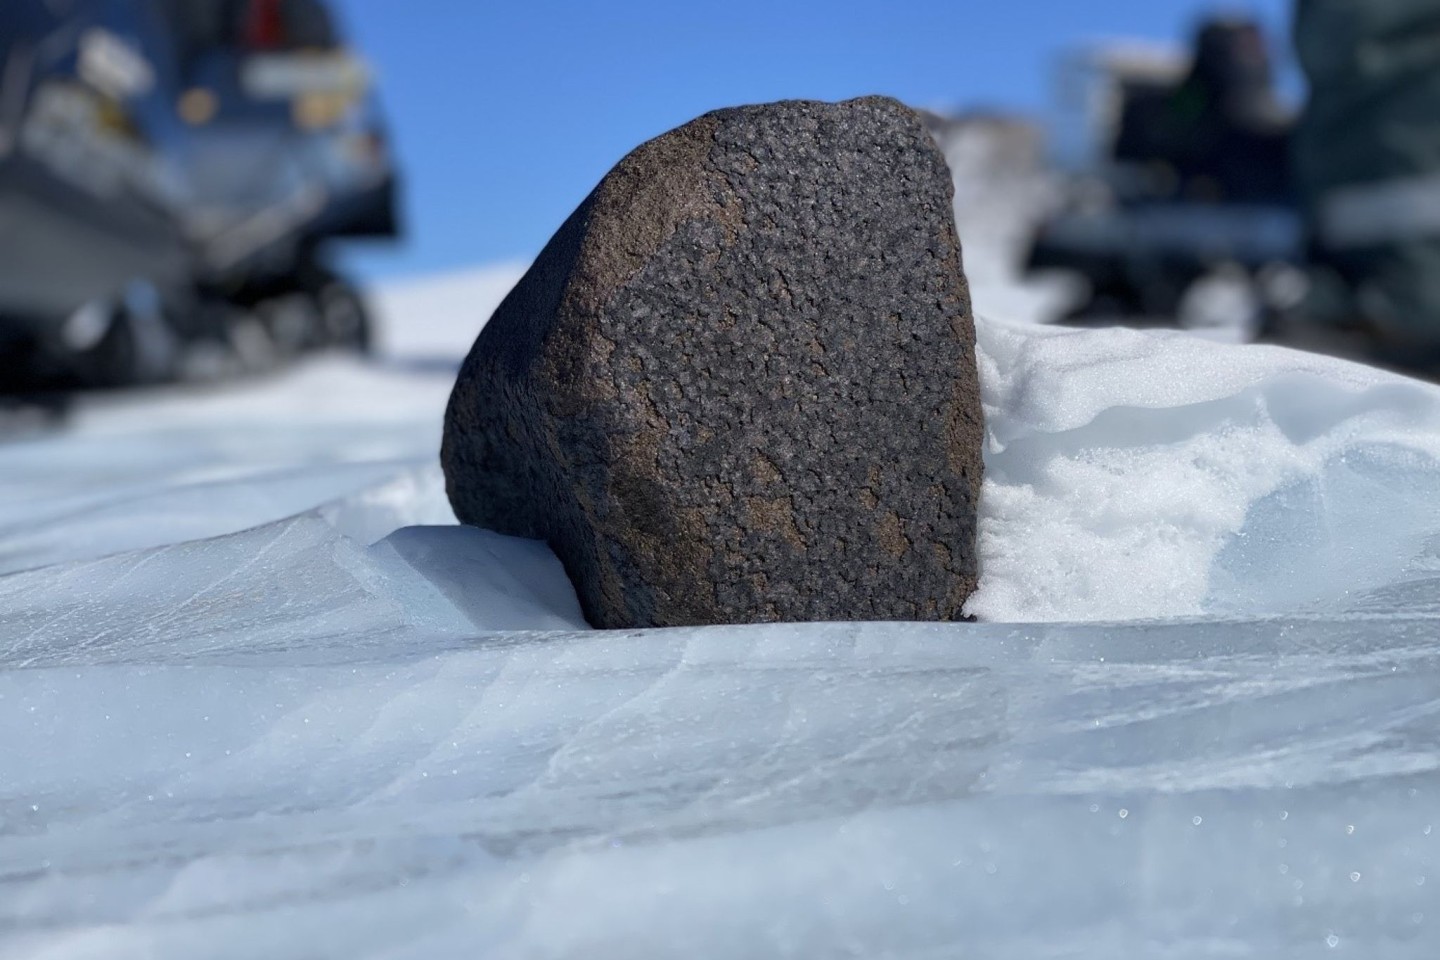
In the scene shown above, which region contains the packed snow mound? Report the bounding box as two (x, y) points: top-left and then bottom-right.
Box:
(969, 318), (1440, 621)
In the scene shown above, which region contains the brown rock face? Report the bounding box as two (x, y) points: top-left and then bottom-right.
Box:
(442, 96), (984, 629)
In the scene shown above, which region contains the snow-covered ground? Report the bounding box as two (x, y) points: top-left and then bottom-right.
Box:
(5, 256), (1440, 957)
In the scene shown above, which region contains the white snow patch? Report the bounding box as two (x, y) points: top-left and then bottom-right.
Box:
(368, 261), (530, 359)
(968, 318), (1440, 621)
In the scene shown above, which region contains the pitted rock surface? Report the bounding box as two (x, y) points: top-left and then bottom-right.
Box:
(443, 96), (984, 629)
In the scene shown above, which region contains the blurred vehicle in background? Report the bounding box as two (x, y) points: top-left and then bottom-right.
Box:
(1286, 0), (1440, 371)
(1025, 17), (1306, 337)
(0, 0), (399, 391)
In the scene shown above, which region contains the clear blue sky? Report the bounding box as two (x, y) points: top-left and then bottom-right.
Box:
(335, 0), (1293, 280)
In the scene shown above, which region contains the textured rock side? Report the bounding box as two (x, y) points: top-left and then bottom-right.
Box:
(443, 96), (983, 628)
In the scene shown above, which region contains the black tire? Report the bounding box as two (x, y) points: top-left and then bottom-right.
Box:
(316, 278), (372, 353)
(258, 293), (321, 359)
(213, 258), (371, 363)
(66, 300), (179, 390)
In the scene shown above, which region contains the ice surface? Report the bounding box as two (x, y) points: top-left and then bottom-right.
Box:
(0, 363), (458, 575)
(0, 264), (530, 574)
(4, 577), (1439, 957)
(5, 259), (1440, 957)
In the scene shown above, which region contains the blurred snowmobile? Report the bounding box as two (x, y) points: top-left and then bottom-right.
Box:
(1026, 18), (1306, 336)
(0, 0), (399, 391)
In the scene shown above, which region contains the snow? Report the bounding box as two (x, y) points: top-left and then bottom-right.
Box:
(5, 255), (1440, 955)
(971, 318), (1440, 622)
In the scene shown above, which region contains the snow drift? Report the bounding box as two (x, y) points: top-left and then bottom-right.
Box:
(3, 262), (1440, 957)
(973, 317), (1440, 622)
